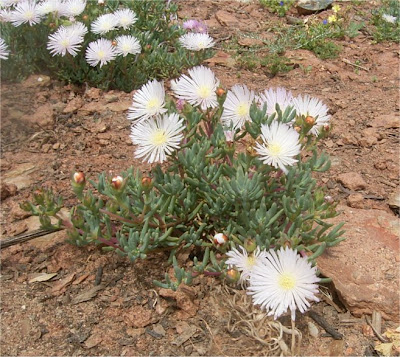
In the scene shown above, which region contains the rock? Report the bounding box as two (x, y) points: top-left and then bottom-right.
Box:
(358, 135), (377, 147)
(159, 285), (199, 319)
(369, 114), (400, 129)
(123, 306), (156, 328)
(85, 87), (102, 100)
(347, 193), (364, 208)
(63, 97), (84, 114)
(317, 205), (400, 321)
(2, 163), (38, 190)
(105, 100), (131, 112)
(337, 172), (367, 191)
(388, 187), (400, 215)
(205, 50), (236, 68)
(215, 10), (240, 27)
(1, 182), (18, 200)
(297, 0), (333, 15)
(29, 103), (54, 129)
(23, 75), (51, 88)
(79, 101), (100, 115)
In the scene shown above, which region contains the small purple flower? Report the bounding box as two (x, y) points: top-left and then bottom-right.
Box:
(323, 19), (328, 25)
(183, 19), (199, 30)
(176, 99), (185, 111)
(279, 1), (284, 6)
(194, 21), (207, 34)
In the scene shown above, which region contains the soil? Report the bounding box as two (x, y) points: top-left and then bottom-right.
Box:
(1, 1), (399, 356)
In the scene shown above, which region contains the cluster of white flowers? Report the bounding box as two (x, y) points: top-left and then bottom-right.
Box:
(226, 245), (320, 321)
(179, 18), (215, 51)
(0, 0), (141, 66)
(127, 66), (331, 172)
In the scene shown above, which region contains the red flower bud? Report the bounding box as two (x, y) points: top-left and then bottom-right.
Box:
(112, 40), (117, 46)
(226, 268), (240, 284)
(216, 88), (225, 97)
(214, 233), (228, 246)
(305, 116), (315, 126)
(73, 172), (85, 185)
(111, 176), (124, 190)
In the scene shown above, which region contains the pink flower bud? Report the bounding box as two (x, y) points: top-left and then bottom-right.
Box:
(226, 268), (240, 284)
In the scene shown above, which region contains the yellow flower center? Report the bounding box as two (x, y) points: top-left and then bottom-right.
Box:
(197, 85), (211, 99)
(236, 103), (249, 117)
(246, 255), (256, 268)
(151, 130), (167, 146)
(146, 98), (159, 110)
(122, 43), (130, 51)
(25, 10), (34, 20)
(268, 142), (282, 156)
(97, 50), (105, 59)
(278, 272), (296, 290)
(61, 39), (70, 47)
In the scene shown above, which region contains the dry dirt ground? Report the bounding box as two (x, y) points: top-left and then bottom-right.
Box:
(1, 1), (399, 356)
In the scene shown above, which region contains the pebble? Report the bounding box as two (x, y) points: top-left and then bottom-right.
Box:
(337, 172), (367, 191)
(347, 193), (364, 208)
(307, 321), (319, 337)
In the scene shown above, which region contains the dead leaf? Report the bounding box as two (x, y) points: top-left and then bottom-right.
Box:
(171, 325), (197, 346)
(29, 273), (57, 283)
(83, 334), (103, 349)
(72, 273), (90, 285)
(71, 284), (104, 305)
(51, 273), (76, 295)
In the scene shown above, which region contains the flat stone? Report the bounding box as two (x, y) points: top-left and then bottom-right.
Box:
(337, 172), (367, 191)
(369, 114), (400, 129)
(105, 100), (131, 112)
(347, 193), (364, 208)
(215, 10), (240, 27)
(2, 163), (38, 190)
(317, 205), (400, 321)
(238, 37), (264, 47)
(63, 97), (84, 114)
(78, 101), (100, 115)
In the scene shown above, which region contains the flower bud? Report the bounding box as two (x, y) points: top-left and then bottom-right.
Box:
(49, 22), (56, 28)
(216, 88), (225, 97)
(112, 40), (117, 46)
(111, 175), (124, 190)
(323, 124), (330, 132)
(82, 14), (88, 21)
(214, 233), (228, 246)
(141, 176), (153, 192)
(324, 195), (334, 203)
(244, 238), (257, 253)
(305, 116), (315, 126)
(73, 172), (85, 185)
(294, 126), (301, 133)
(226, 268), (240, 284)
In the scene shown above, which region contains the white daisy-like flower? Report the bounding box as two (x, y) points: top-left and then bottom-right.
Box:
(178, 32), (215, 51)
(47, 24), (84, 57)
(62, 0), (86, 17)
(130, 113), (185, 164)
(221, 84), (255, 130)
(0, 8), (12, 21)
(85, 38), (116, 67)
(114, 8), (137, 29)
(127, 80), (167, 124)
(226, 246), (268, 283)
(91, 13), (118, 35)
(259, 87), (294, 117)
(172, 66), (220, 111)
(248, 246), (320, 321)
(37, 0), (63, 16)
(69, 21), (87, 37)
(114, 35), (141, 57)
(10, 0), (41, 26)
(255, 121), (301, 174)
(292, 94), (330, 136)
(0, 37), (10, 59)
(382, 14), (397, 24)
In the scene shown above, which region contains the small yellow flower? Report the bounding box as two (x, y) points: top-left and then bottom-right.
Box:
(332, 4), (340, 13)
(328, 15), (337, 23)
